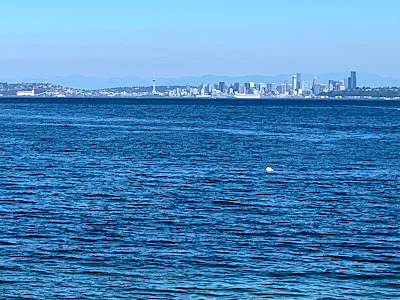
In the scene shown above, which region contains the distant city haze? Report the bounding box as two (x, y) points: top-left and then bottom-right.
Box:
(0, 0), (399, 88)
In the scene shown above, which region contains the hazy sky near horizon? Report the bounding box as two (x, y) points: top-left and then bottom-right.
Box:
(0, 0), (399, 79)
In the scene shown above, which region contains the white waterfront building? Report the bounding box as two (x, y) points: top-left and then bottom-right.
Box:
(17, 90), (35, 96)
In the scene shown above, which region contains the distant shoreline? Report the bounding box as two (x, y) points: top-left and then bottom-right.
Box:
(1, 96), (399, 101)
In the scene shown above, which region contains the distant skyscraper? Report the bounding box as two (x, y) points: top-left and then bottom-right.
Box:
(312, 76), (318, 87)
(281, 83), (286, 94)
(302, 81), (309, 92)
(284, 80), (290, 93)
(292, 75), (297, 93)
(350, 71), (357, 89)
(233, 82), (240, 93)
(296, 73), (302, 90)
(313, 84), (320, 95)
(328, 80), (334, 92)
(312, 76), (319, 95)
(244, 82), (250, 94)
(207, 84), (213, 94)
(339, 80), (346, 91)
(219, 82), (227, 93)
(259, 83), (267, 93)
(348, 71), (357, 90)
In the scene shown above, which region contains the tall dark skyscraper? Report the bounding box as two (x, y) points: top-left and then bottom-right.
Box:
(244, 82), (250, 93)
(233, 82), (240, 93)
(219, 82), (226, 93)
(351, 71), (357, 89)
(348, 71), (357, 89)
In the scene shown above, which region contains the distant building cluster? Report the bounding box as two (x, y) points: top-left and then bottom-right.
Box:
(158, 72), (358, 98)
(0, 71), (379, 99)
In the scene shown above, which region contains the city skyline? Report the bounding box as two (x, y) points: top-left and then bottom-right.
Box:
(10, 71), (400, 99)
(2, 70), (399, 91)
(0, 1), (399, 80)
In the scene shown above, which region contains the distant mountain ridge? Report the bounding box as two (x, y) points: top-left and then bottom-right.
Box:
(1, 73), (400, 90)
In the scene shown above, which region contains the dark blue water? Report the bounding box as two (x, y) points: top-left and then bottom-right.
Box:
(0, 99), (399, 299)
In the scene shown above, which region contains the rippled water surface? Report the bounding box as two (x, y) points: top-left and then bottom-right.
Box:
(0, 99), (400, 299)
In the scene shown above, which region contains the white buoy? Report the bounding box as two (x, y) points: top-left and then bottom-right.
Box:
(266, 167), (274, 173)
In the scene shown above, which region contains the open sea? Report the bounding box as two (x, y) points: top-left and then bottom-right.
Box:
(0, 98), (399, 299)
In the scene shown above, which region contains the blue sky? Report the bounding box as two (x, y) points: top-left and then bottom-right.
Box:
(0, 0), (399, 80)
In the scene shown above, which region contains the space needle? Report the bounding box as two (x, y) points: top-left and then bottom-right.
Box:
(152, 79), (156, 94)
